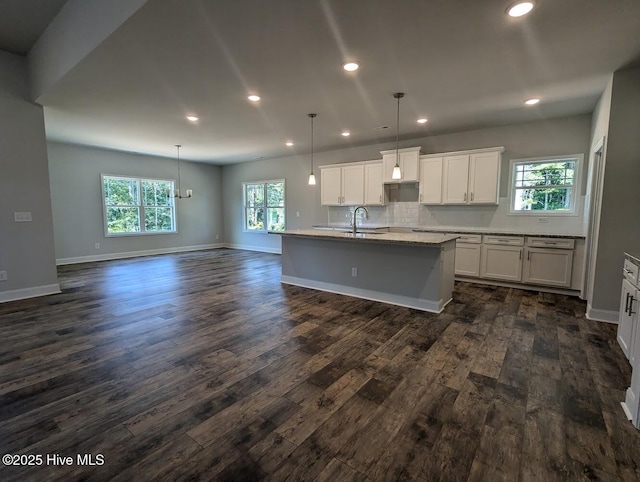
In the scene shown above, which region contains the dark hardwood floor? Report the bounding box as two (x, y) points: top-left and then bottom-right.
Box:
(1, 248), (639, 481)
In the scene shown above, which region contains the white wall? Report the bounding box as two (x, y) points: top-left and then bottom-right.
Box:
(0, 51), (59, 301)
(48, 142), (224, 263)
(222, 114), (592, 251)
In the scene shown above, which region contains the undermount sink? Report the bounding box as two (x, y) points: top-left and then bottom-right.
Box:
(342, 232), (383, 238)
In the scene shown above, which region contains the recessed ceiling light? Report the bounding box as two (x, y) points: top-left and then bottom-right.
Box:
(343, 62), (359, 72)
(524, 98), (540, 105)
(507, 1), (534, 17)
(248, 95), (261, 102)
(417, 118), (428, 124)
(341, 131), (351, 137)
(186, 115), (199, 122)
(285, 141), (294, 147)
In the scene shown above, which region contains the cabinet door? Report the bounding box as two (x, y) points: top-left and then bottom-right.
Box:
(364, 163), (384, 205)
(618, 278), (636, 360)
(341, 165), (364, 205)
(320, 167), (342, 206)
(523, 247), (573, 287)
(480, 245), (523, 281)
(442, 155), (470, 204)
(455, 243), (481, 277)
(419, 157), (443, 204)
(468, 151), (500, 204)
(400, 151), (419, 182)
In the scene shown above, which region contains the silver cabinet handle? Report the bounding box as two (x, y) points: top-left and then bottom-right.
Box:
(380, 194), (382, 203)
(419, 194), (423, 202)
(527, 250), (530, 261)
(519, 250), (521, 260)
(471, 192), (474, 202)
(464, 192), (467, 202)
(624, 268), (634, 275)
(626, 293), (632, 314)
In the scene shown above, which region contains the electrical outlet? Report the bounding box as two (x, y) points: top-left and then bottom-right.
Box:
(0, 271), (7, 281)
(95, 243), (100, 249)
(296, 211), (300, 218)
(14, 212), (32, 222)
(216, 234), (219, 240)
(538, 217), (549, 223)
(351, 267), (358, 277)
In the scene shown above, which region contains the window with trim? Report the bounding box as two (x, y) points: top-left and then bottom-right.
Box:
(510, 156), (580, 214)
(243, 180), (285, 232)
(102, 175), (176, 235)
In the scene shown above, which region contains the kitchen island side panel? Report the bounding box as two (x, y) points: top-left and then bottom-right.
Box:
(281, 235), (455, 312)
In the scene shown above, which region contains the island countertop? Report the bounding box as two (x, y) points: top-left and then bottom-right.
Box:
(281, 229), (458, 246)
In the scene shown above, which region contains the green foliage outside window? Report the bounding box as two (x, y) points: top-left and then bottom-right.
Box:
(244, 180), (285, 232)
(103, 176), (176, 235)
(513, 160), (576, 212)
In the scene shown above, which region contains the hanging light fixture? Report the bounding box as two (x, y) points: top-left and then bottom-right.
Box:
(168, 144), (193, 199)
(308, 113), (317, 185)
(392, 92), (405, 180)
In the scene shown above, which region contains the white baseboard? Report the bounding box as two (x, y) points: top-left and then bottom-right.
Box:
(225, 243), (282, 254)
(0, 283), (61, 303)
(586, 303), (619, 324)
(281, 275), (447, 313)
(56, 243), (225, 265)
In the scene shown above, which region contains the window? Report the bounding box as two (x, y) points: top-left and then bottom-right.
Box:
(243, 180), (285, 232)
(510, 156), (581, 214)
(102, 175), (176, 235)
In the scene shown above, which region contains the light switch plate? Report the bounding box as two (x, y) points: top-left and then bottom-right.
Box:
(0, 271), (7, 281)
(14, 212), (32, 222)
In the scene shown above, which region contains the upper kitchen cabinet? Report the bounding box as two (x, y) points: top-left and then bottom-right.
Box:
(419, 156), (443, 204)
(320, 163), (367, 206)
(381, 147), (421, 183)
(442, 147), (503, 205)
(364, 162), (385, 205)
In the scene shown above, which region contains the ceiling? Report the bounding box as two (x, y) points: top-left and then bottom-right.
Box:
(3, 0), (640, 164)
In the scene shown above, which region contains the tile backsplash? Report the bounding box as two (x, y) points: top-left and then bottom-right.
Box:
(328, 188), (586, 236)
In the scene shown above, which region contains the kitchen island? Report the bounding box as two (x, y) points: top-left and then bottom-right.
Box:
(280, 229), (458, 313)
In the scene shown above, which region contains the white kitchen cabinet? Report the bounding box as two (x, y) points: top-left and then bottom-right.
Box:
(480, 235), (524, 282)
(442, 149), (502, 205)
(620, 255), (640, 429)
(321, 167), (342, 206)
(364, 162), (385, 205)
(442, 154), (469, 204)
(419, 157), (443, 204)
(320, 164), (364, 206)
(468, 150), (500, 204)
(381, 147), (421, 183)
(619, 278), (637, 360)
(342, 164), (365, 205)
(523, 247), (574, 288)
(450, 234), (481, 277)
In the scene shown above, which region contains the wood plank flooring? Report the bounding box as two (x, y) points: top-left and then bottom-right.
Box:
(1, 248), (639, 481)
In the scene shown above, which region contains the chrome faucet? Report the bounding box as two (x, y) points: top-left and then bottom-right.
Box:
(352, 205), (369, 235)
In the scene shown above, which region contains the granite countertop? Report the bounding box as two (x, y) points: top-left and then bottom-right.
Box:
(311, 224), (585, 238)
(625, 252), (640, 265)
(282, 229), (459, 246)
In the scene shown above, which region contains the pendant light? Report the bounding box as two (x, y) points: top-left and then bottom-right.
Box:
(308, 113), (317, 185)
(392, 92), (405, 180)
(169, 144), (192, 199)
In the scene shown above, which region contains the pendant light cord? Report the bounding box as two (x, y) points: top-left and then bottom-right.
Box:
(175, 144), (182, 194)
(394, 93), (404, 167)
(308, 113), (316, 174)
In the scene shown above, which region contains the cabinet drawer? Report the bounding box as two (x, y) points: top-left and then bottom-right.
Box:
(454, 234), (482, 244)
(527, 237), (575, 249)
(483, 235), (524, 246)
(623, 258), (639, 285)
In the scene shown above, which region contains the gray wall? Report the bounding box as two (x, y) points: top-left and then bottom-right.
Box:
(48, 142), (223, 261)
(0, 51), (59, 297)
(591, 66), (640, 313)
(222, 114), (592, 251)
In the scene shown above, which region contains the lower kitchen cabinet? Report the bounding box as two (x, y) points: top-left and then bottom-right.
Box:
(480, 244), (523, 282)
(619, 278), (637, 360)
(455, 243), (481, 277)
(522, 247), (573, 287)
